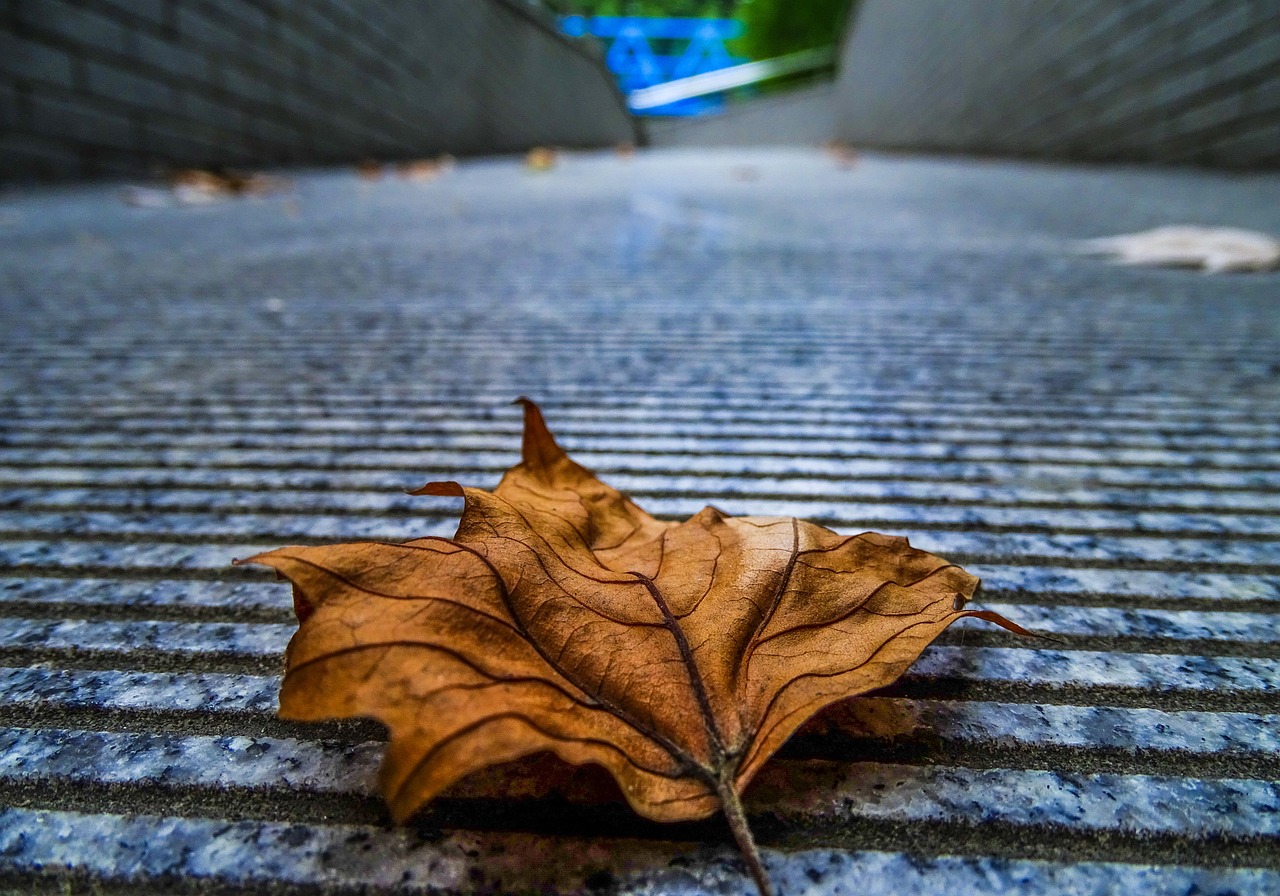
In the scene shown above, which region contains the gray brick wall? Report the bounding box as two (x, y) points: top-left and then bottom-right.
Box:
(834, 0), (1280, 168)
(0, 0), (636, 181)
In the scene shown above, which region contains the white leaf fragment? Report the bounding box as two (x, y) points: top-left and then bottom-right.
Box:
(1082, 226), (1280, 273)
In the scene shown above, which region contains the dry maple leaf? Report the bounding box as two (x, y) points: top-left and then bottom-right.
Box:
(240, 400), (1029, 895)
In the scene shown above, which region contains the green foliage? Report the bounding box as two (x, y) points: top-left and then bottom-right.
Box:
(735, 0), (855, 58)
(550, 0), (857, 61)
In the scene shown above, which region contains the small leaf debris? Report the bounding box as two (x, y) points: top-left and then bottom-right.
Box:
(1083, 225), (1280, 273)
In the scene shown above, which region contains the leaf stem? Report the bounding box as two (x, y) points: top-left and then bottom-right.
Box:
(715, 778), (775, 896)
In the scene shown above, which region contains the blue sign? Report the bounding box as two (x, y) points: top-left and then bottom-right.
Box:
(561, 16), (748, 116)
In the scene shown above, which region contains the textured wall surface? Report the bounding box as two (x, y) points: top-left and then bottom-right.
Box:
(835, 0), (1280, 167)
(0, 0), (635, 181)
(0, 147), (1278, 892)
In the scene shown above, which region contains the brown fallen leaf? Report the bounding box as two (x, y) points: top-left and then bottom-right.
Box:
(397, 155), (456, 182)
(356, 159), (384, 181)
(525, 146), (558, 171)
(240, 400), (1028, 895)
(172, 171), (233, 205)
(823, 139), (860, 169)
(166, 168), (288, 205)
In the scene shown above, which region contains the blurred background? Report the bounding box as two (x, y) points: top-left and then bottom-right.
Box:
(2, 0), (1277, 179)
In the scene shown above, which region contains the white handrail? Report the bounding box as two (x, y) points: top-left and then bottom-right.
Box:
(627, 46), (836, 110)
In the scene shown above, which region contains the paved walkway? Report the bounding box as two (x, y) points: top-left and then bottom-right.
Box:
(0, 148), (1278, 894)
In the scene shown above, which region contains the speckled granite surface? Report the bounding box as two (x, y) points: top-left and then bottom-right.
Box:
(0, 148), (1277, 893)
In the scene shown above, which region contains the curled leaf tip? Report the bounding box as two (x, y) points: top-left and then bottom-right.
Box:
(517, 397), (567, 470)
(231, 549), (275, 567)
(960, 609), (1043, 639)
(409, 480), (465, 497)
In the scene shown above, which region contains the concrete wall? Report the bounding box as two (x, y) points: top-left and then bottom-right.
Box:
(835, 0), (1280, 168)
(0, 0), (637, 181)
